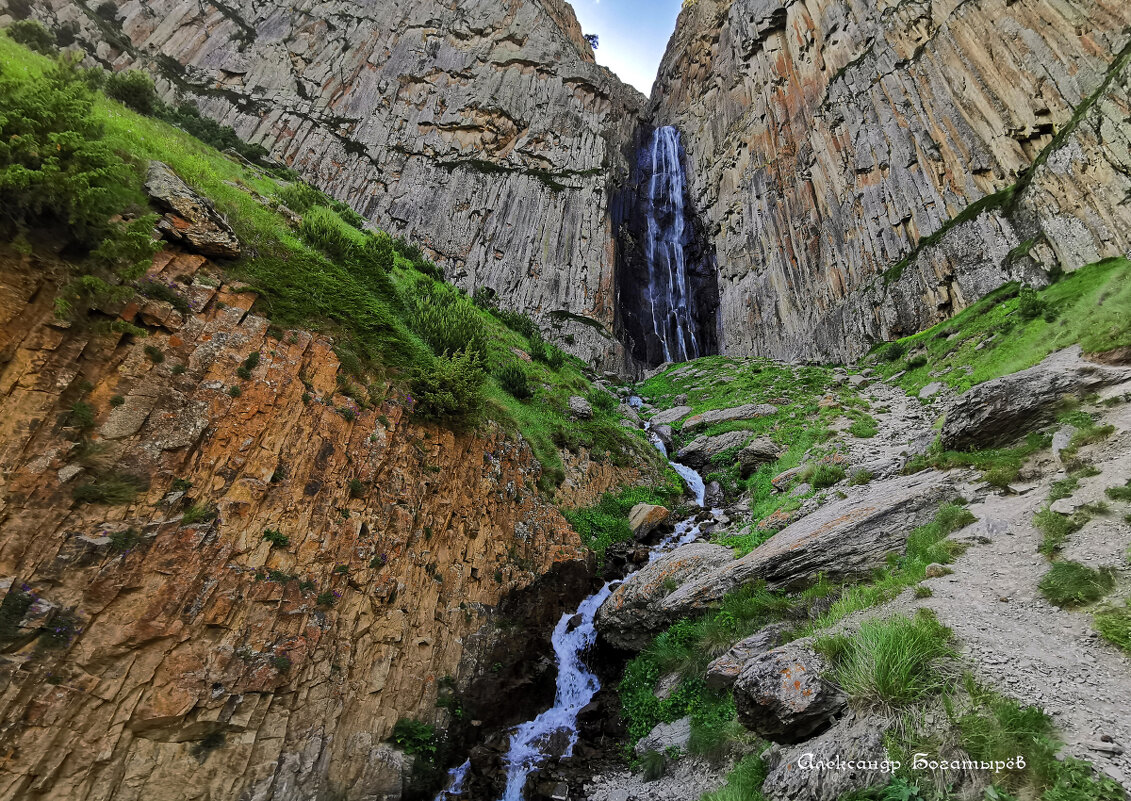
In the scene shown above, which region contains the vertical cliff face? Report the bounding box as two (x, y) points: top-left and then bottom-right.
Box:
(22, 0), (646, 369)
(0, 248), (613, 801)
(650, 0), (1131, 361)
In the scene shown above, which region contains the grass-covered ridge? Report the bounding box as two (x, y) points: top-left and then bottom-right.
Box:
(0, 32), (657, 494)
(867, 258), (1131, 396)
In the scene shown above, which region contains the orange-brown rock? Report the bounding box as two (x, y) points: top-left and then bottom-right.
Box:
(0, 249), (598, 801)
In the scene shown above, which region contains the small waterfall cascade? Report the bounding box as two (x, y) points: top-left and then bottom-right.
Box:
(433, 422), (709, 801)
(643, 126), (700, 364)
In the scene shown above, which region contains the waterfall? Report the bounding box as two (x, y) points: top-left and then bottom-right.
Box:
(644, 126), (700, 363)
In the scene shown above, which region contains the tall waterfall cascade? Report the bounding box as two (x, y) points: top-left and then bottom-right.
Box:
(643, 126), (701, 363)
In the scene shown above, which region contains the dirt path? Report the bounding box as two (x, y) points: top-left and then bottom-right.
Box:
(886, 401), (1131, 786)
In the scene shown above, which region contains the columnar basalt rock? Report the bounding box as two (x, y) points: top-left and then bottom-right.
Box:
(0, 249), (593, 801)
(19, 0), (647, 369)
(650, 0), (1131, 361)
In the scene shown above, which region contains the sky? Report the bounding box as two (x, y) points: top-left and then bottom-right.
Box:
(568, 0), (685, 95)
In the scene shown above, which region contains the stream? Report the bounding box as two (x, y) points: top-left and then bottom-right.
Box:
(435, 414), (708, 800)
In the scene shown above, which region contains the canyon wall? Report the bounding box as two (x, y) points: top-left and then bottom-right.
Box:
(0, 248), (634, 801)
(16, 0), (646, 369)
(651, 0), (1131, 362)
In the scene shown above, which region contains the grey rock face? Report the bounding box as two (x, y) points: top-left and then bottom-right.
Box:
(596, 543), (733, 652)
(733, 643), (845, 743)
(36, 0), (644, 368)
(762, 714), (889, 800)
(676, 429), (751, 469)
(145, 162), (241, 257)
(681, 403), (778, 434)
(940, 347), (1131, 450)
(651, 0), (1131, 363)
(614, 471), (956, 641)
(706, 623), (791, 690)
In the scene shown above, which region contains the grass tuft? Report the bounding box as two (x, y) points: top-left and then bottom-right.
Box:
(1038, 562), (1114, 608)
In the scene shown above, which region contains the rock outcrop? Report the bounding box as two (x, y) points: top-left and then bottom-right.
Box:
(145, 161), (241, 258)
(650, 0), (1131, 361)
(601, 471), (956, 645)
(940, 346), (1131, 450)
(23, 0), (645, 369)
(0, 249), (596, 801)
(732, 643), (845, 743)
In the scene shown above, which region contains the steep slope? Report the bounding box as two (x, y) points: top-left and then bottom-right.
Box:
(651, 0), (1131, 362)
(18, 0), (645, 368)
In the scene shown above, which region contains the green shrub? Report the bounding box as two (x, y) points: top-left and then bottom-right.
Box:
(906, 354), (928, 369)
(276, 182), (329, 214)
(159, 102), (270, 165)
(144, 344), (164, 363)
(496, 362), (532, 399)
(409, 350), (485, 423)
(1094, 602), (1131, 654)
(409, 284), (487, 361)
(700, 754), (769, 801)
(814, 610), (955, 709)
(228, 385), (242, 397)
(799, 462), (845, 489)
(391, 719), (436, 757)
(109, 394), (125, 406)
(1017, 286), (1047, 321)
(105, 69), (158, 115)
(181, 503), (218, 525)
(108, 527), (141, 552)
(271, 655), (292, 673)
(298, 204), (358, 262)
(587, 386), (618, 415)
(6, 20), (55, 55)
(348, 478), (364, 499)
(263, 528), (289, 547)
(1038, 562), (1114, 608)
(69, 400), (96, 430)
(848, 469), (874, 486)
(72, 471), (145, 505)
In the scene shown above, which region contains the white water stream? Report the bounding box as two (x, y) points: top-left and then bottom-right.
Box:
(428, 422), (708, 800)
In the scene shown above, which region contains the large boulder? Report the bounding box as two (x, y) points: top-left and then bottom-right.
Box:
(568, 395), (593, 419)
(616, 471), (956, 640)
(145, 162), (241, 258)
(940, 346), (1131, 450)
(676, 430), (751, 469)
(738, 438), (783, 477)
(682, 403), (778, 434)
(650, 405), (694, 426)
(762, 713), (888, 800)
(628, 503), (670, 540)
(733, 642), (845, 743)
(706, 623), (792, 690)
(596, 543), (733, 651)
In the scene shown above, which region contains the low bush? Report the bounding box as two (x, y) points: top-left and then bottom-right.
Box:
(799, 462), (845, 489)
(1038, 562), (1114, 608)
(104, 69), (158, 115)
(262, 528), (289, 547)
(496, 362), (532, 399)
(181, 503), (218, 525)
(72, 471), (145, 505)
(409, 350), (485, 423)
(814, 610), (955, 709)
(6, 20), (55, 54)
(391, 719), (437, 757)
(409, 283), (487, 361)
(1017, 286), (1047, 321)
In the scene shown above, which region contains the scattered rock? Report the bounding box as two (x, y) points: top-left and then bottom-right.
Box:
(676, 430), (751, 469)
(847, 374), (870, 388)
(634, 717), (692, 757)
(939, 347), (1131, 450)
(706, 623), (791, 690)
(628, 504), (671, 540)
(762, 714), (889, 801)
(568, 396), (594, 420)
(771, 466), (803, 491)
(145, 162), (241, 257)
(1050, 498), (1078, 515)
(919, 381), (945, 400)
(738, 438), (783, 477)
(733, 642), (845, 743)
(1052, 426), (1077, 464)
(649, 405), (693, 426)
(682, 403), (778, 434)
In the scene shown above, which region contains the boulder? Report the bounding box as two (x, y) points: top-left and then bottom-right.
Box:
(682, 403), (778, 434)
(918, 381), (945, 400)
(706, 623), (791, 690)
(628, 504), (671, 540)
(847, 374), (870, 388)
(676, 430), (751, 469)
(762, 714), (889, 800)
(651, 424), (674, 451)
(650, 405), (693, 426)
(770, 466), (803, 491)
(940, 347), (1131, 450)
(733, 642), (845, 743)
(145, 162), (241, 257)
(633, 717), (692, 756)
(596, 543), (733, 651)
(619, 404), (642, 425)
(567, 396), (593, 420)
(615, 471), (957, 639)
(703, 481), (725, 507)
(738, 438), (782, 477)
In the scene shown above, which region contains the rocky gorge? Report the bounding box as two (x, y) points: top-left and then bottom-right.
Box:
(0, 0), (1129, 800)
